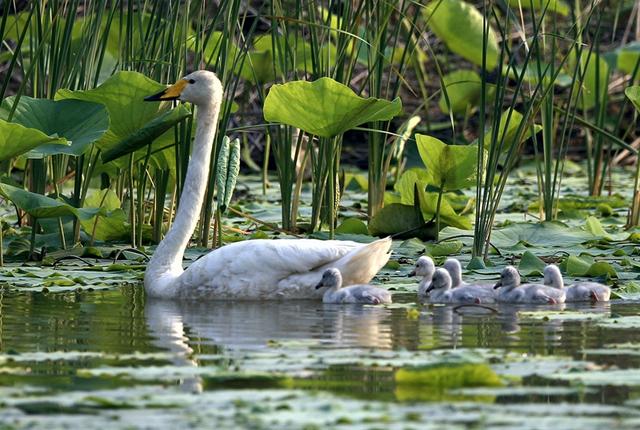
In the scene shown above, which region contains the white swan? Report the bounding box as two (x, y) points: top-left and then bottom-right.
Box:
(409, 255), (435, 297)
(315, 268), (392, 304)
(143, 70), (392, 300)
(426, 268), (495, 304)
(543, 264), (611, 302)
(494, 266), (566, 304)
(443, 258), (494, 291)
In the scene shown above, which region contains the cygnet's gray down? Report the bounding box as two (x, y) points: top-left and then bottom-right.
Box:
(543, 264), (610, 302)
(426, 268), (495, 304)
(443, 258), (494, 291)
(315, 268), (392, 305)
(494, 266), (566, 304)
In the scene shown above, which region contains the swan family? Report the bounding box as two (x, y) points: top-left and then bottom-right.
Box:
(143, 71), (392, 301)
(411, 257), (610, 305)
(142, 70), (611, 306)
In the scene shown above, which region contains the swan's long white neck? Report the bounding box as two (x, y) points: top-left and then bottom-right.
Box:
(145, 100), (221, 296)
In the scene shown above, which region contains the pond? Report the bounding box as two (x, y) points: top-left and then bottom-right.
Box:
(1, 286), (640, 429)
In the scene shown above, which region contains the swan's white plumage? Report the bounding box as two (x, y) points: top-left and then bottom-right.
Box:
(143, 71), (391, 300)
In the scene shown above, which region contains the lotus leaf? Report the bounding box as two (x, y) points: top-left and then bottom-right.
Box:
(507, 0), (569, 16)
(424, 0), (500, 69)
(0, 121), (65, 163)
(625, 86), (640, 112)
(518, 251), (546, 276)
(438, 70), (482, 115)
(56, 71), (191, 165)
(263, 77), (402, 138)
(415, 134), (477, 191)
(0, 183), (101, 221)
(0, 96), (109, 158)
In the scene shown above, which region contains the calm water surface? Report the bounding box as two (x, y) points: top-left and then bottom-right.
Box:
(1, 287), (640, 428)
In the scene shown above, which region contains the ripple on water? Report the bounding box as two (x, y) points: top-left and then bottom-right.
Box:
(1, 287), (640, 428)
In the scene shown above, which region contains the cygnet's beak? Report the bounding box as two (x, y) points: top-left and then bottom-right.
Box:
(408, 269), (416, 277)
(425, 283), (435, 293)
(144, 79), (188, 101)
(493, 280), (503, 289)
(315, 281), (325, 290)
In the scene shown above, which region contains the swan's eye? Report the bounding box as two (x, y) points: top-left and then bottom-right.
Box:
(188, 79), (196, 84)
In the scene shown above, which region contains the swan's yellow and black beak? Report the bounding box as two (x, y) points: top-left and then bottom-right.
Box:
(144, 79), (188, 101)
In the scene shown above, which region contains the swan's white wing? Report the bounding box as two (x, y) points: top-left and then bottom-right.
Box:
(170, 238), (390, 300)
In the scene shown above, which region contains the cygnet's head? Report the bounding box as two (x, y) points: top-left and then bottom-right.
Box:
(543, 264), (563, 289)
(145, 70), (223, 107)
(409, 256), (435, 278)
(443, 258), (463, 286)
(315, 268), (342, 290)
(426, 268), (452, 293)
(494, 266), (521, 290)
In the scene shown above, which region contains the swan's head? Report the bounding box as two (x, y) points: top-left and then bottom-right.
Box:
(315, 268), (342, 290)
(409, 256), (435, 278)
(426, 268), (452, 293)
(145, 70), (223, 107)
(494, 266), (520, 290)
(443, 258), (463, 286)
(543, 264), (563, 289)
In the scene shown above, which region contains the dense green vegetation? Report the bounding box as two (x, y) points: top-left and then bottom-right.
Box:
(0, 0), (638, 263)
(2, 1), (640, 427)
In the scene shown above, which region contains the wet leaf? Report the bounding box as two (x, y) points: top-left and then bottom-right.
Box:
(438, 70), (482, 114)
(518, 251), (546, 276)
(424, 0), (500, 69)
(415, 134), (477, 191)
(0, 96), (109, 157)
(263, 77), (402, 138)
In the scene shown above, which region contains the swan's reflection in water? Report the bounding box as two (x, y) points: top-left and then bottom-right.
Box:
(145, 298), (612, 391)
(146, 300), (393, 351)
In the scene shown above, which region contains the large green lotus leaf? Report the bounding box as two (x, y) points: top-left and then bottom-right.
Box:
(0, 183), (101, 221)
(438, 70), (482, 115)
(616, 42), (640, 74)
(368, 203), (435, 240)
(424, 0), (500, 69)
(507, 0), (569, 16)
(479, 109), (542, 153)
(564, 255), (617, 278)
(568, 51), (609, 111)
(518, 251), (546, 276)
(264, 77), (402, 138)
(0, 96), (109, 158)
(80, 190), (129, 241)
(490, 221), (595, 249)
(625, 86), (640, 112)
(394, 168), (472, 229)
(0, 121), (66, 162)
(56, 71), (191, 163)
(416, 134), (477, 191)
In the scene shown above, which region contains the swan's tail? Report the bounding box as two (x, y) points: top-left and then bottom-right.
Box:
(330, 237), (392, 286)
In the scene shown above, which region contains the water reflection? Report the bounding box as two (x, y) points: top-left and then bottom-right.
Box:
(144, 299), (394, 352)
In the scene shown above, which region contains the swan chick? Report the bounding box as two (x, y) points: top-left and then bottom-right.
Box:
(426, 268), (492, 304)
(443, 257), (494, 291)
(409, 256), (435, 297)
(544, 264), (610, 302)
(495, 266), (565, 304)
(316, 268), (392, 305)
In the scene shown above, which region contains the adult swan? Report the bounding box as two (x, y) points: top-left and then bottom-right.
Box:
(143, 70), (391, 300)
